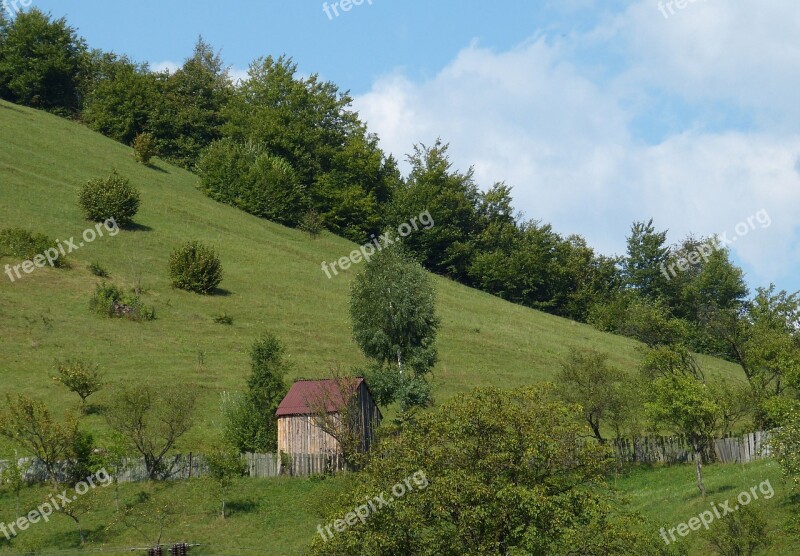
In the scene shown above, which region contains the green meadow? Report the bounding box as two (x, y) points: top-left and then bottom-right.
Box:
(0, 460), (795, 555)
(0, 99), (745, 447)
(0, 100), (773, 554)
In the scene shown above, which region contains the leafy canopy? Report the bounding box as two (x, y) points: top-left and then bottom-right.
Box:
(309, 385), (670, 555)
(350, 245), (439, 409)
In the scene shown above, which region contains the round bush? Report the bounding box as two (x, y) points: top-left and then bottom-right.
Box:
(168, 241), (223, 294)
(79, 171), (140, 226)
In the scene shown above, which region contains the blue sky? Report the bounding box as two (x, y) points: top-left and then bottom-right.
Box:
(24, 0), (800, 294)
(27, 0), (610, 93)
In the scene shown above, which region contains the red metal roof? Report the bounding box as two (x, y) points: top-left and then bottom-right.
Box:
(275, 378), (365, 417)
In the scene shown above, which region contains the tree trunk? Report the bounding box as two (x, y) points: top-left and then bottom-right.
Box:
(67, 513), (85, 545)
(589, 417), (606, 444)
(694, 445), (706, 497)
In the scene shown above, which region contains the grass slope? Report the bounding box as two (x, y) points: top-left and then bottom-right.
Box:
(0, 99), (743, 450)
(1, 460), (794, 555)
(619, 459), (800, 554)
(0, 474), (350, 555)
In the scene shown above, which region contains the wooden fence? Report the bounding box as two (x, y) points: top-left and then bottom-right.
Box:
(0, 432), (771, 485)
(611, 430), (772, 465)
(0, 452), (347, 485)
(713, 430), (771, 464)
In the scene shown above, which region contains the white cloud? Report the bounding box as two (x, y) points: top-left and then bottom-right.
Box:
(620, 0), (800, 129)
(228, 67), (250, 85)
(150, 60), (180, 74)
(150, 60), (249, 84)
(354, 1), (800, 289)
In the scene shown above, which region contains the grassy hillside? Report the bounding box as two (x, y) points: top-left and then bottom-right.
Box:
(0, 474), (350, 555)
(1, 460), (794, 555)
(619, 459), (800, 554)
(0, 99), (744, 450)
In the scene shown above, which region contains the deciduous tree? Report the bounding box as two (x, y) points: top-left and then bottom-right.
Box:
(642, 348), (720, 497)
(106, 385), (196, 480)
(53, 359), (104, 410)
(350, 245), (439, 409)
(309, 385), (670, 555)
(555, 349), (628, 444)
(306, 369), (366, 467)
(0, 394), (78, 485)
(206, 442), (246, 519)
(0, 9), (86, 113)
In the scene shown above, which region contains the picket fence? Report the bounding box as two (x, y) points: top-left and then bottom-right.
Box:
(0, 452), (347, 485)
(611, 430), (771, 465)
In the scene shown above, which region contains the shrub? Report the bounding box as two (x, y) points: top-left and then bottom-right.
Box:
(213, 313), (234, 325)
(127, 298), (155, 322)
(168, 241), (223, 294)
(704, 505), (770, 555)
(89, 282), (155, 321)
(79, 171), (141, 227)
(589, 293), (687, 348)
(89, 282), (121, 316)
(220, 393), (263, 454)
(88, 261), (109, 277)
(0, 228), (66, 268)
(132, 132), (157, 165)
(245, 153), (306, 225)
(66, 430), (98, 486)
(299, 209), (324, 238)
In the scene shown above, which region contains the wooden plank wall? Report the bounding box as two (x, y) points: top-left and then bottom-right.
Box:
(278, 414), (340, 455)
(277, 382), (383, 455)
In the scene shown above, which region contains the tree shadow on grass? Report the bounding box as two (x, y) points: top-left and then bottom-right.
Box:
(211, 287), (234, 297)
(124, 222), (153, 232)
(226, 499), (260, 516)
(84, 403), (104, 416)
(41, 524), (114, 552)
(144, 162), (169, 174)
(708, 483), (739, 496)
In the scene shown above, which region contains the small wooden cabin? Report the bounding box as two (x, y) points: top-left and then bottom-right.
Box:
(275, 378), (382, 456)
